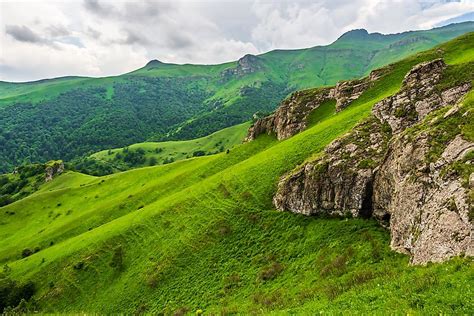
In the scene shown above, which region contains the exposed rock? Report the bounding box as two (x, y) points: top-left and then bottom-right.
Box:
(389, 36), (431, 48)
(373, 134), (473, 264)
(372, 59), (471, 133)
(333, 78), (370, 112)
(272, 58), (473, 264)
(246, 87), (333, 141)
(246, 68), (386, 141)
(274, 117), (391, 218)
(221, 54), (263, 79)
(45, 160), (65, 182)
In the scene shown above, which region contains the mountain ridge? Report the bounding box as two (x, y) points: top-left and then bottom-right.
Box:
(1, 21), (472, 85)
(0, 22), (473, 173)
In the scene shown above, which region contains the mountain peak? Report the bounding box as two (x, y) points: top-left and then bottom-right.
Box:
(145, 59), (164, 67)
(337, 28), (370, 40)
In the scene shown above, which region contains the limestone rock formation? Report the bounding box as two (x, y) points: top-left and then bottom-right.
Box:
(270, 58), (473, 264)
(333, 78), (371, 112)
(246, 68), (386, 141)
(373, 133), (473, 264)
(273, 116), (391, 218)
(372, 59), (471, 133)
(246, 87), (333, 141)
(221, 54), (263, 79)
(45, 160), (65, 182)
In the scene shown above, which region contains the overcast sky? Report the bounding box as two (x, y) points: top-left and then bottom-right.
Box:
(0, 0), (473, 82)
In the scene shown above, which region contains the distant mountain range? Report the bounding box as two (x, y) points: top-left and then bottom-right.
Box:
(0, 21), (473, 172)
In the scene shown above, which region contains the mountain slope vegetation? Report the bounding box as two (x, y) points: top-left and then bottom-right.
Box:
(80, 122), (250, 174)
(0, 22), (473, 173)
(0, 33), (473, 314)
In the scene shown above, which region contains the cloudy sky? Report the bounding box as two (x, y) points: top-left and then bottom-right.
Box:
(0, 0), (473, 82)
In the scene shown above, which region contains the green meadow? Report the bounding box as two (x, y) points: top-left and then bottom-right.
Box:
(88, 122), (250, 172)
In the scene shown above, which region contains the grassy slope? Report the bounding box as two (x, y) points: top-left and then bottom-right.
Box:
(90, 122), (250, 169)
(0, 34), (473, 314)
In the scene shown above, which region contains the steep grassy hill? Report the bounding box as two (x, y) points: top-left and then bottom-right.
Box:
(0, 33), (472, 314)
(1, 22), (473, 173)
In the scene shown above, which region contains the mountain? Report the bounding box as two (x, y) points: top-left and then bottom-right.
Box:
(0, 32), (472, 313)
(0, 22), (473, 173)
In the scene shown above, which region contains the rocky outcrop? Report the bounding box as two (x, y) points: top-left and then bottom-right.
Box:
(373, 134), (473, 264)
(246, 68), (386, 141)
(333, 78), (370, 112)
(45, 160), (65, 182)
(272, 58), (473, 264)
(221, 54), (263, 79)
(274, 116), (391, 218)
(246, 87), (333, 141)
(372, 59), (471, 133)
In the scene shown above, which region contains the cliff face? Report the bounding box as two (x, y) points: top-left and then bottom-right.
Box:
(269, 59), (473, 264)
(246, 87), (333, 141)
(372, 59), (471, 133)
(273, 116), (391, 218)
(245, 68), (386, 141)
(373, 132), (473, 264)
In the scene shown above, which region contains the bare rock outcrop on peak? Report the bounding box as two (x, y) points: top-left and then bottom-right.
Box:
(221, 54), (263, 80)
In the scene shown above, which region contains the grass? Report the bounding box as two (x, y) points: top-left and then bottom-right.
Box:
(90, 122), (250, 170)
(0, 33), (473, 314)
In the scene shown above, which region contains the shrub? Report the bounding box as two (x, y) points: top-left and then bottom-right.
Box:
(253, 290), (284, 307)
(259, 262), (283, 281)
(73, 261), (85, 270)
(149, 157), (158, 166)
(173, 306), (189, 316)
(21, 248), (33, 258)
(110, 246), (124, 270)
(223, 273), (241, 292)
(192, 150), (206, 157)
(323, 282), (344, 300)
(320, 247), (354, 277)
(0, 277), (36, 312)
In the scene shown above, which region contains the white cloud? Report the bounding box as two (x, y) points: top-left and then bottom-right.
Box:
(0, 0), (472, 81)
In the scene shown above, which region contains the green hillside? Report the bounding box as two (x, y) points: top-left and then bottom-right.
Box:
(1, 22), (473, 173)
(78, 122), (250, 174)
(0, 33), (472, 314)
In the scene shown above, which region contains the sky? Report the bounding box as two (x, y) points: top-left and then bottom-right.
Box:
(0, 0), (473, 82)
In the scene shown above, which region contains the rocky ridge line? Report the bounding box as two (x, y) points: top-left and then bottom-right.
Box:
(245, 68), (386, 141)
